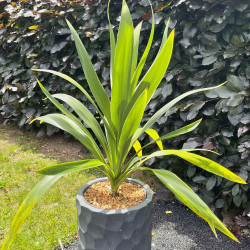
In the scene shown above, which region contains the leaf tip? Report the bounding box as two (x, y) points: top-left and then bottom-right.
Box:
(240, 180), (247, 185)
(37, 168), (46, 175)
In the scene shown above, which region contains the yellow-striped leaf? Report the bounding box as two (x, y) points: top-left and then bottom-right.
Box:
(141, 119), (202, 150)
(145, 128), (163, 150)
(138, 150), (246, 184)
(142, 168), (239, 242)
(133, 140), (142, 157)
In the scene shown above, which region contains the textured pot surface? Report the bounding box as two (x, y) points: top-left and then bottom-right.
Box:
(76, 177), (153, 250)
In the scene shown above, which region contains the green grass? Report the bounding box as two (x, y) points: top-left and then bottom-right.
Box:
(0, 139), (96, 250)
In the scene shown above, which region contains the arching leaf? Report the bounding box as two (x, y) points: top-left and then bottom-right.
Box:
(1, 159), (102, 250)
(53, 93), (110, 160)
(145, 128), (163, 150)
(33, 113), (105, 163)
(131, 83), (226, 147)
(141, 168), (238, 242)
(137, 150), (246, 184)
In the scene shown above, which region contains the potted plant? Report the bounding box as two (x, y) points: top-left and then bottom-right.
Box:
(2, 0), (246, 249)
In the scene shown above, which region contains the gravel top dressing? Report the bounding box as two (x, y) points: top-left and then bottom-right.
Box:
(58, 201), (250, 250)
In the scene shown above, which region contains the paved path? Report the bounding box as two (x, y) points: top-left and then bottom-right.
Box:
(59, 201), (250, 250)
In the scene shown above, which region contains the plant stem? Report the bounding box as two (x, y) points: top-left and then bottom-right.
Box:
(109, 179), (120, 195)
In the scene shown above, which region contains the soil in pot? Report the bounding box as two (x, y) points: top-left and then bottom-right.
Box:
(83, 180), (145, 209)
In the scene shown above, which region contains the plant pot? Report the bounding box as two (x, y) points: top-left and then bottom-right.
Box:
(76, 177), (154, 250)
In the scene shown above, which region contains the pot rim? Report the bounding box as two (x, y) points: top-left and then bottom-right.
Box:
(76, 177), (153, 214)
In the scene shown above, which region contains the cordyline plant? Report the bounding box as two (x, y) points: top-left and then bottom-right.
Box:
(2, 0), (246, 249)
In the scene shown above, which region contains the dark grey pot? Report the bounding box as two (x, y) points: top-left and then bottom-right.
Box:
(76, 177), (153, 250)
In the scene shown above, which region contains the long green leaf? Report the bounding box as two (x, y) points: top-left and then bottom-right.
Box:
(33, 114), (105, 163)
(53, 93), (110, 160)
(117, 88), (148, 170)
(131, 21), (142, 80)
(32, 69), (115, 143)
(131, 83), (226, 146)
(125, 156), (145, 172)
(142, 168), (239, 242)
(37, 159), (105, 175)
(41, 159), (113, 179)
(66, 20), (111, 121)
(111, 0), (134, 133)
(32, 69), (99, 113)
(130, 3), (155, 93)
(35, 79), (98, 142)
(137, 150), (246, 184)
(159, 118), (202, 141)
(107, 0), (116, 88)
(182, 148), (220, 155)
(158, 18), (170, 54)
(134, 29), (175, 103)
(1, 159), (101, 250)
(129, 118), (202, 162)
(104, 2), (119, 172)
(142, 119), (202, 150)
(1, 175), (61, 250)
(124, 28), (174, 125)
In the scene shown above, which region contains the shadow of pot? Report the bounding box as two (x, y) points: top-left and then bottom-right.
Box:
(76, 177), (154, 250)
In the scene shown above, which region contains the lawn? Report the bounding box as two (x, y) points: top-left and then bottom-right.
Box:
(0, 130), (96, 249)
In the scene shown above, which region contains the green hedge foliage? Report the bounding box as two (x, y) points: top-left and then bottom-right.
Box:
(0, 0), (249, 213)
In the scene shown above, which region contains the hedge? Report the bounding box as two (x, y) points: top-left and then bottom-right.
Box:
(0, 0), (249, 214)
